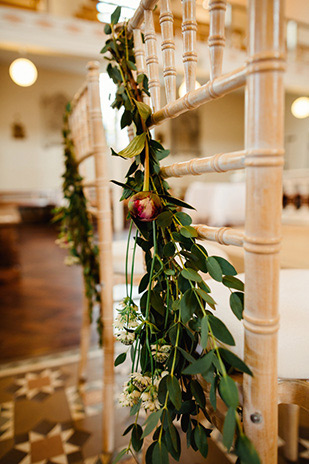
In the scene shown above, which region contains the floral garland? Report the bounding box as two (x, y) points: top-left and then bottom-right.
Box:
(53, 104), (102, 343)
(103, 7), (259, 464)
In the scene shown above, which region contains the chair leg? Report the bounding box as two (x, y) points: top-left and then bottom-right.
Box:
(280, 404), (300, 462)
(78, 295), (91, 384)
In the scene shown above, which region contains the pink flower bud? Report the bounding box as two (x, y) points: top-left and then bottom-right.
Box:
(128, 191), (163, 222)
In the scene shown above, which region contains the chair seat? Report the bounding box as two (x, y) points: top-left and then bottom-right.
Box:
(210, 269), (309, 379)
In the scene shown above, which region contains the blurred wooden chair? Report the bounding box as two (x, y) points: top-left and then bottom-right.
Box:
(69, 61), (115, 460)
(127, 0), (309, 462)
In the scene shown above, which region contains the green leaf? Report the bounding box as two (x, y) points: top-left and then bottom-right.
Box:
(182, 350), (214, 375)
(195, 288), (216, 306)
(156, 210), (173, 228)
(159, 194), (195, 210)
(208, 314), (235, 346)
(132, 424), (143, 452)
(207, 257), (223, 282)
(130, 399), (141, 416)
(112, 448), (127, 464)
(142, 410), (162, 438)
(219, 375), (239, 408)
(180, 226), (198, 238)
(181, 268), (202, 283)
(190, 379), (206, 408)
(167, 375), (182, 410)
(114, 352), (126, 367)
(175, 211), (192, 226)
(235, 435), (260, 464)
(223, 275), (245, 291)
(177, 346), (195, 363)
(152, 441), (169, 464)
(230, 292), (244, 320)
(212, 256), (237, 276)
(194, 425), (208, 458)
(223, 407), (236, 451)
(118, 133), (146, 159)
(219, 348), (253, 376)
(122, 423), (134, 436)
(120, 110), (133, 129)
(180, 289), (199, 323)
(111, 6), (121, 24)
(163, 242), (175, 257)
(104, 24), (112, 34)
(127, 60), (137, 70)
(200, 316), (209, 349)
(135, 100), (152, 121)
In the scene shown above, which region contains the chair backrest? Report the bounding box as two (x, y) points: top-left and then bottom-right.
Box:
(69, 61), (115, 456)
(127, 1), (285, 463)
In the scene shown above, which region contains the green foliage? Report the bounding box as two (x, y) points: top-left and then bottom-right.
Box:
(102, 7), (258, 464)
(53, 107), (101, 342)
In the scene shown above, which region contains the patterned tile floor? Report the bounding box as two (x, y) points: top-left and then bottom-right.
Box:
(0, 348), (308, 464)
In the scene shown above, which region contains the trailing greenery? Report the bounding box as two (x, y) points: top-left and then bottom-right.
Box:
(103, 7), (260, 464)
(53, 104), (102, 343)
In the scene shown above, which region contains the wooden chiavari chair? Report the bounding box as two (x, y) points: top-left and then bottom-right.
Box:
(125, 1), (309, 463)
(69, 61), (115, 460)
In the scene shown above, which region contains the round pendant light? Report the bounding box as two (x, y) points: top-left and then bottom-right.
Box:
(9, 58), (38, 87)
(291, 97), (309, 119)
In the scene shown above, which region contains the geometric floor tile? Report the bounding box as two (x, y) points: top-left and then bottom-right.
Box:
(0, 401), (14, 441)
(0, 419), (90, 464)
(66, 381), (102, 421)
(299, 437), (309, 459)
(10, 370), (64, 402)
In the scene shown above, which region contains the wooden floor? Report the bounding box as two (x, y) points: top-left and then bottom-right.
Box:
(0, 224), (98, 363)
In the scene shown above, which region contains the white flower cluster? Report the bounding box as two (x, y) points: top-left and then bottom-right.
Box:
(119, 371), (168, 412)
(55, 235), (74, 249)
(114, 298), (140, 346)
(151, 344), (171, 363)
(64, 255), (80, 266)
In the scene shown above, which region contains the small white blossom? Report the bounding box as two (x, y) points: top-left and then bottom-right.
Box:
(64, 255), (80, 266)
(151, 344), (171, 363)
(116, 331), (135, 345)
(131, 372), (151, 390)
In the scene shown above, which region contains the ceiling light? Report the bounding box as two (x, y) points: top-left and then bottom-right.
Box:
(9, 58), (38, 87)
(291, 97), (309, 119)
(179, 80), (201, 98)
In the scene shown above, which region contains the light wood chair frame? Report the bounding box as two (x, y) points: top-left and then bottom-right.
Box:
(125, 1), (308, 463)
(69, 62), (115, 459)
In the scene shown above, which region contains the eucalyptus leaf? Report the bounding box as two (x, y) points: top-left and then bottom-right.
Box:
(167, 375), (182, 410)
(152, 441), (169, 464)
(195, 288), (216, 306)
(182, 350), (214, 375)
(156, 210), (173, 228)
(235, 435), (261, 464)
(114, 352), (126, 367)
(219, 348), (253, 376)
(180, 226), (198, 238)
(219, 375), (239, 408)
(208, 314), (235, 346)
(223, 407), (236, 451)
(113, 448), (127, 463)
(175, 211), (192, 226)
(194, 425), (208, 458)
(142, 409), (162, 438)
(181, 268), (202, 283)
(190, 379), (206, 408)
(111, 5), (121, 24)
(230, 292), (244, 320)
(207, 256), (223, 282)
(223, 275), (245, 291)
(180, 289), (199, 323)
(200, 315), (209, 349)
(213, 256), (237, 276)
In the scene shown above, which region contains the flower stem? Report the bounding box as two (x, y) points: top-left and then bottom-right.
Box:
(125, 220), (133, 297)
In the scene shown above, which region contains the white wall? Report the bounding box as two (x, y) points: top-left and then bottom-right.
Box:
(0, 63), (83, 192)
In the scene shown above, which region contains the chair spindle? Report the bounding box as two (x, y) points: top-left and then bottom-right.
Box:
(182, 0), (198, 93)
(160, 0), (177, 103)
(144, 9), (161, 112)
(133, 29), (151, 106)
(208, 0), (227, 80)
